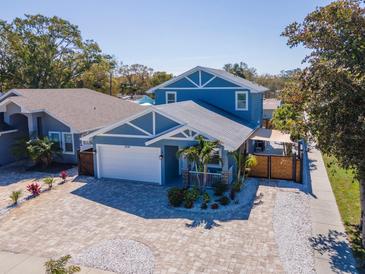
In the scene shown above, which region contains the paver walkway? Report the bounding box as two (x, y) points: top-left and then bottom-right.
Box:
(308, 147), (358, 274)
(0, 176), (284, 273)
(0, 251), (113, 274)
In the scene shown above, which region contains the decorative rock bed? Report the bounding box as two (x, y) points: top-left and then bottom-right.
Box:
(72, 239), (155, 274)
(273, 190), (315, 274)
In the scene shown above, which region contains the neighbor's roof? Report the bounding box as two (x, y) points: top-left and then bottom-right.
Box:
(146, 66), (269, 94)
(1, 89), (147, 133)
(263, 98), (281, 110)
(250, 128), (293, 143)
(155, 100), (255, 151)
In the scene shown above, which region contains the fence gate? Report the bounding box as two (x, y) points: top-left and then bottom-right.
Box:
(249, 154), (302, 183)
(78, 149), (94, 176)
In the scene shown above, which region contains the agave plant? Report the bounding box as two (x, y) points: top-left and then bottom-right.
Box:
(44, 255), (80, 274)
(9, 190), (22, 205)
(43, 177), (55, 189)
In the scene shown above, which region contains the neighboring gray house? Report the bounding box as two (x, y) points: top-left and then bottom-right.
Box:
(263, 98), (281, 120)
(0, 89), (145, 166)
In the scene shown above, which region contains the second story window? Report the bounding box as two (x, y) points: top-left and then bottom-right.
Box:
(166, 92), (177, 104)
(235, 91), (248, 111)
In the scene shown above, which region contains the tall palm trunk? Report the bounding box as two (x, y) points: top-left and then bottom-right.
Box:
(203, 164), (208, 189)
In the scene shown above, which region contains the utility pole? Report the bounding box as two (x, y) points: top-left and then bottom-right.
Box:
(109, 70), (112, 96)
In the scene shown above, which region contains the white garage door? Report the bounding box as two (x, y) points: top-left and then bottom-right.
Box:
(97, 145), (161, 184)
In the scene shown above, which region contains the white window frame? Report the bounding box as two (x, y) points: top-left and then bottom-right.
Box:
(165, 91), (177, 104)
(48, 131), (62, 148)
(235, 91), (249, 111)
(62, 132), (75, 154)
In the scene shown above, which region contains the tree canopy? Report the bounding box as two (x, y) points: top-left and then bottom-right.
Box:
(0, 14), (106, 91)
(282, 0), (365, 246)
(223, 61), (299, 98)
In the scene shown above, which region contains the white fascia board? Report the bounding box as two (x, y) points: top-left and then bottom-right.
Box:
(146, 66), (202, 93)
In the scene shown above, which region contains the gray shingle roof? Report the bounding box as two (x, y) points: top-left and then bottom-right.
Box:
(155, 100), (255, 151)
(5, 89), (147, 133)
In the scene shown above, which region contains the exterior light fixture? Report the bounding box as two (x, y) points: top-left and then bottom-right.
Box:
(159, 154), (163, 160)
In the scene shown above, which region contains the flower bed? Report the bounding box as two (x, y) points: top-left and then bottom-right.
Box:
(167, 180), (258, 213)
(0, 170), (72, 218)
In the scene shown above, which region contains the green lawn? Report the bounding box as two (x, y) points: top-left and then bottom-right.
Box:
(323, 154), (365, 271)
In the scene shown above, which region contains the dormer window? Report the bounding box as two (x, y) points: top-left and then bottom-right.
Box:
(166, 91), (177, 104)
(235, 91), (248, 111)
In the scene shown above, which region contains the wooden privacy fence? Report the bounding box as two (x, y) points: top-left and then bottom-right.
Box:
(78, 149), (94, 176)
(249, 154), (302, 183)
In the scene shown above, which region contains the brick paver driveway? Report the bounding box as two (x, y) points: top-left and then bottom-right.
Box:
(0, 175), (284, 273)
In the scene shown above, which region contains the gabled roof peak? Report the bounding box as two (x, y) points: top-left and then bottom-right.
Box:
(146, 66), (269, 93)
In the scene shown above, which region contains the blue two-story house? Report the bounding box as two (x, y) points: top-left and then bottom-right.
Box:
(83, 66), (268, 185)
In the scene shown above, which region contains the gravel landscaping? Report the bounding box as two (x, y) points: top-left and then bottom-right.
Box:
(273, 190), (315, 274)
(72, 239), (155, 274)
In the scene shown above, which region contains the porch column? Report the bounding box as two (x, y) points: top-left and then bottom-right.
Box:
(25, 114), (37, 138)
(221, 149), (232, 184)
(182, 169), (189, 188)
(221, 149), (229, 172)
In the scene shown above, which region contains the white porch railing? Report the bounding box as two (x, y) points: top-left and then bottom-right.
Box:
(188, 171), (222, 188)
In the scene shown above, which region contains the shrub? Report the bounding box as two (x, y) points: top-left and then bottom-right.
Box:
(212, 181), (228, 196)
(26, 137), (61, 169)
(229, 189), (236, 200)
(44, 255), (80, 274)
(184, 190), (196, 208)
(60, 170), (68, 183)
(190, 186), (200, 201)
(43, 177), (55, 189)
(167, 187), (184, 207)
(211, 203), (219, 210)
(219, 196), (230, 206)
(26, 182), (41, 196)
(9, 190), (22, 204)
(201, 202), (208, 210)
(232, 181), (242, 193)
(203, 192), (211, 203)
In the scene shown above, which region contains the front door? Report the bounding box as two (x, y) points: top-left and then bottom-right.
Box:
(164, 145), (179, 183)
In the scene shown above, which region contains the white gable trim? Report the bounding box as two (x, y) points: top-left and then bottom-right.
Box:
(145, 125), (214, 146)
(0, 89), (21, 102)
(201, 76), (217, 87)
(81, 107), (185, 141)
(185, 76), (200, 87)
(127, 122), (153, 136)
(146, 66), (264, 93)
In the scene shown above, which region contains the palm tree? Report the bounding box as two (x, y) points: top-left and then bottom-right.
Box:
(196, 136), (222, 188)
(231, 149), (244, 183)
(178, 135), (222, 189)
(176, 145), (200, 172)
(26, 137), (61, 168)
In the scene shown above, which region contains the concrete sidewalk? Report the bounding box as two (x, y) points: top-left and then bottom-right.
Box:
(308, 147), (358, 274)
(0, 251), (114, 274)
